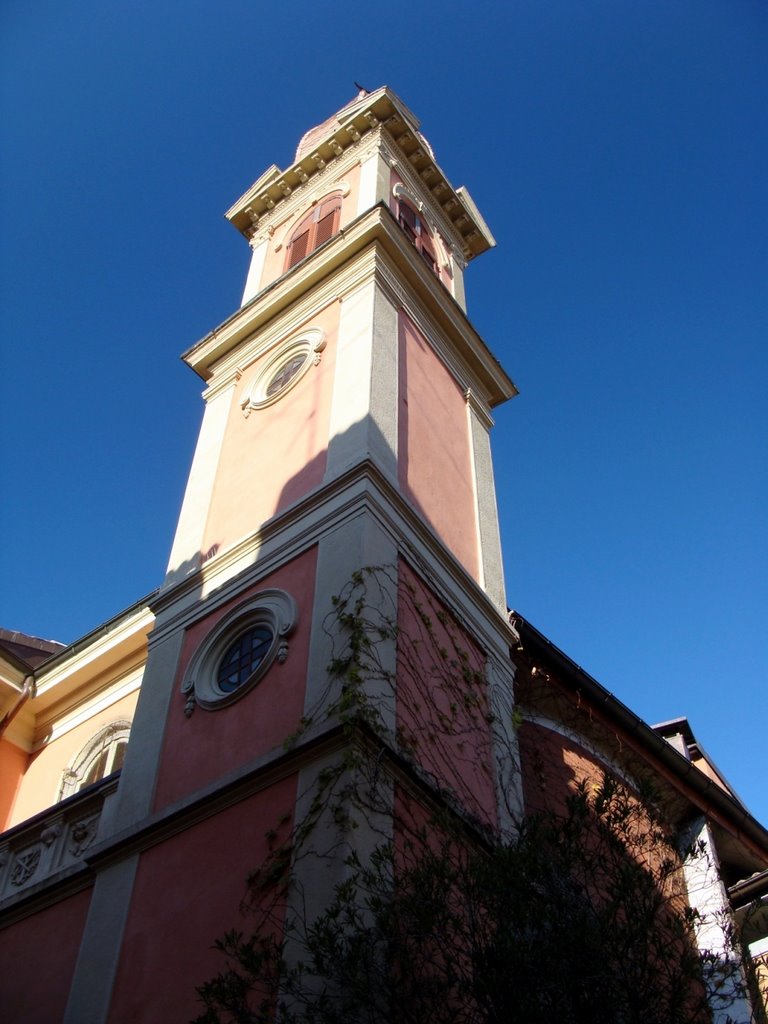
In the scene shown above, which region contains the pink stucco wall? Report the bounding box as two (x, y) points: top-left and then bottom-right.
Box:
(109, 776), (297, 1023)
(397, 312), (479, 580)
(396, 561), (496, 829)
(152, 546), (317, 811)
(0, 887), (91, 1023)
(202, 304), (339, 558)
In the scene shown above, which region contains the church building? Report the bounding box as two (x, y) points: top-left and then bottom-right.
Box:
(1, 88), (766, 1023)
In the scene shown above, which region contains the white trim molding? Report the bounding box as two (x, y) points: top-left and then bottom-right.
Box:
(239, 327), (326, 417)
(181, 589), (297, 714)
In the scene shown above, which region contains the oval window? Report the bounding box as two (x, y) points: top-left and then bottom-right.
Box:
(216, 625), (274, 694)
(180, 589), (297, 714)
(240, 328), (326, 417)
(265, 353), (308, 400)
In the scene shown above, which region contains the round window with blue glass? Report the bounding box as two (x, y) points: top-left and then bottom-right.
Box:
(216, 625), (274, 694)
(181, 590), (297, 714)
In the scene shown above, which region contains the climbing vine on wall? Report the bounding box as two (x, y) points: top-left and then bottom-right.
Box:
(192, 566), (755, 1024)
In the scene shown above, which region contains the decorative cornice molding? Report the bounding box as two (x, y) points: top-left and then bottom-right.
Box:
(187, 206), (516, 408)
(152, 458), (514, 662)
(32, 607), (153, 716)
(226, 89), (494, 260)
(382, 136), (467, 263)
(465, 388), (495, 431)
(199, 244), (379, 400)
(229, 127), (379, 240)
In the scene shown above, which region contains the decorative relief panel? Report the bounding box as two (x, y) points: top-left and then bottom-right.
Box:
(0, 783), (114, 907)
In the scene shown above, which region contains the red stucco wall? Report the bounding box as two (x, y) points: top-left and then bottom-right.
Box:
(397, 313), (479, 580)
(518, 719), (603, 817)
(109, 776), (297, 1023)
(396, 561), (496, 829)
(153, 546), (317, 811)
(0, 887), (91, 1023)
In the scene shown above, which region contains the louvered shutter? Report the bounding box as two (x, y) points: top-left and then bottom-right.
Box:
(314, 199), (340, 248)
(419, 233), (438, 276)
(288, 227), (311, 268)
(398, 201), (418, 243)
(285, 195), (341, 271)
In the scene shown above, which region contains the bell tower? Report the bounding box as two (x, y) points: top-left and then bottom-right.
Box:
(62, 88), (522, 1023)
(166, 87), (514, 608)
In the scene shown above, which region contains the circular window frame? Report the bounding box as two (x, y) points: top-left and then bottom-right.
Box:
(240, 328), (326, 417)
(181, 589), (297, 714)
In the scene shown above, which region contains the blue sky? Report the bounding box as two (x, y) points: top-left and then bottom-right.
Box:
(2, 2), (766, 826)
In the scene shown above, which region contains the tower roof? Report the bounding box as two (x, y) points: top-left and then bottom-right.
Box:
(294, 89), (378, 162)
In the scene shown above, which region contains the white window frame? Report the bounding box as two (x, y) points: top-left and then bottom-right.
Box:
(181, 589), (297, 715)
(240, 328), (326, 417)
(59, 720), (131, 801)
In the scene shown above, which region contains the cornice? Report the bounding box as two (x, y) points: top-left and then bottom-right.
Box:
(33, 606), (154, 714)
(185, 204), (516, 408)
(200, 245), (380, 402)
(226, 91), (393, 236)
(371, 239), (515, 410)
(244, 134), (377, 252)
(225, 87), (494, 261)
(153, 458), (515, 662)
(465, 388), (496, 430)
(382, 134), (469, 264)
(81, 721), (350, 874)
(32, 664), (144, 751)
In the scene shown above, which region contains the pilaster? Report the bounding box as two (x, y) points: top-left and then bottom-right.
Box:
(466, 389), (506, 610)
(241, 235), (269, 306)
(325, 279), (399, 484)
(681, 816), (753, 1024)
(356, 146), (390, 216)
(166, 380), (235, 585)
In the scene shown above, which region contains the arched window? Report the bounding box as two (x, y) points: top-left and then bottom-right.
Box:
(397, 199), (439, 276)
(285, 195), (342, 270)
(59, 720), (131, 801)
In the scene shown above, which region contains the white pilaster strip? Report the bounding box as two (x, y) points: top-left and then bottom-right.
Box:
(466, 390), (506, 610)
(486, 655), (523, 838)
(241, 237), (269, 306)
(681, 816), (753, 1024)
(286, 514), (398, 998)
(63, 857), (139, 1024)
(62, 623), (190, 1021)
(166, 382), (234, 585)
(325, 280), (398, 483)
(356, 149), (390, 217)
(304, 511), (398, 721)
(106, 626), (187, 829)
